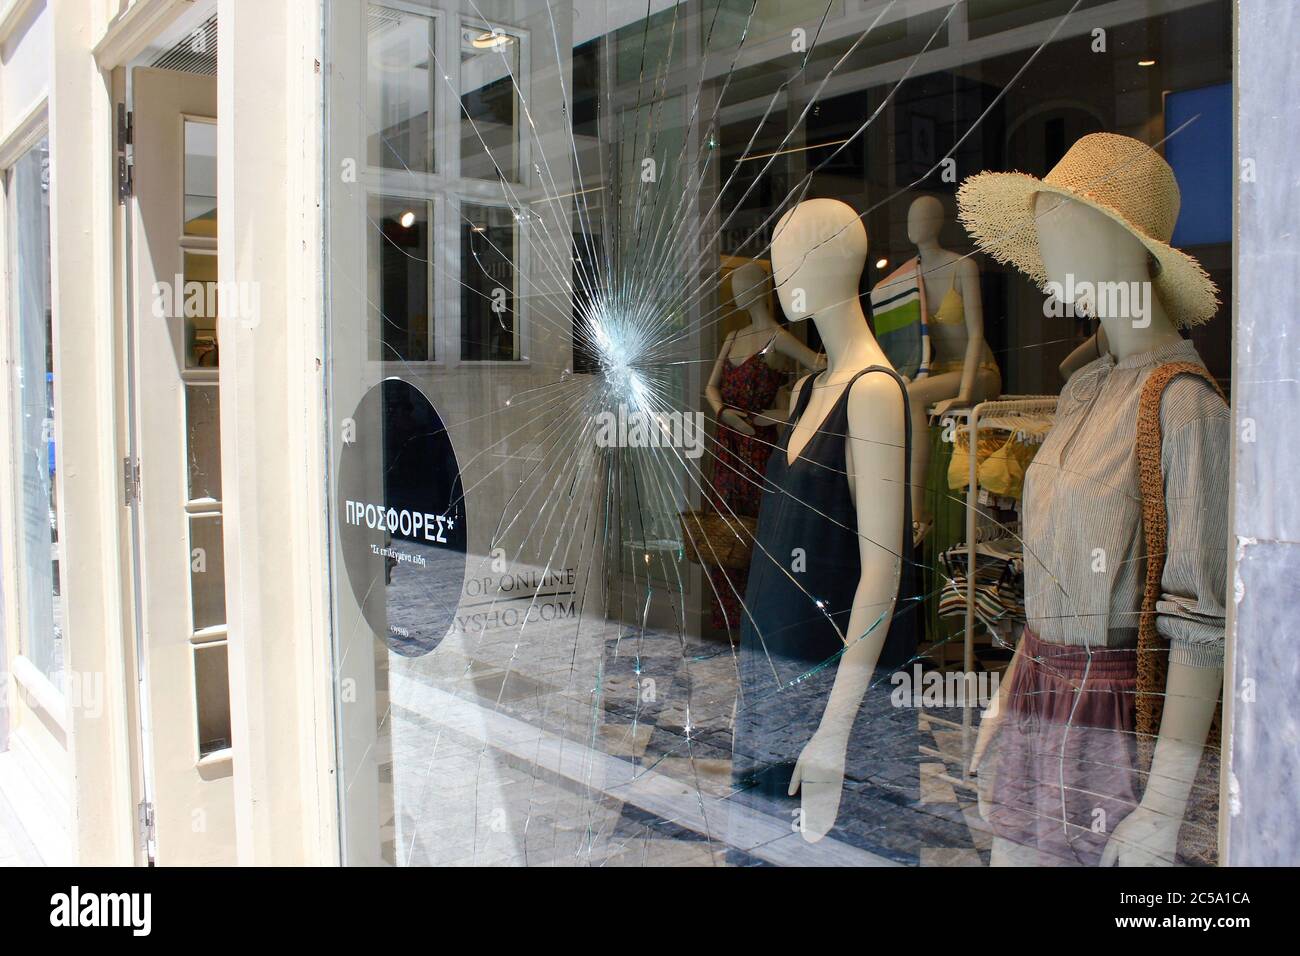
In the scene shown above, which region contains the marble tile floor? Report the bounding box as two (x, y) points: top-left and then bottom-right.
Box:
(369, 611), (994, 866)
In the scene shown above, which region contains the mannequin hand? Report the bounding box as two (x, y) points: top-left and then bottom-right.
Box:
(970, 691), (1001, 775)
(1099, 802), (1181, 867)
(971, 694), (1002, 821)
(932, 395), (973, 418)
(720, 408), (756, 436)
(753, 407), (786, 427)
(789, 729), (847, 843)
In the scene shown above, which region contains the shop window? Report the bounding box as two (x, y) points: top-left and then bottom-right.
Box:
(460, 22), (522, 182)
(183, 119), (217, 236)
(367, 3), (437, 174)
(326, 0), (1236, 868)
(193, 641), (232, 757)
(183, 250), (219, 368)
(6, 136), (62, 685)
(459, 202), (518, 361)
(369, 195), (433, 361)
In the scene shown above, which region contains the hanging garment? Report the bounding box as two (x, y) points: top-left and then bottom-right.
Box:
(706, 349), (787, 630)
(731, 365), (919, 853)
(869, 258), (930, 379)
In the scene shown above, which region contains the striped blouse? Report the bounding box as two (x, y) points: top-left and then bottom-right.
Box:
(1022, 338), (1229, 667)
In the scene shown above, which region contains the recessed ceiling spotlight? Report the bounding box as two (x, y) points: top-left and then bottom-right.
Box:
(473, 30), (512, 50)
(875, 258), (888, 269)
(1138, 58), (1156, 67)
(399, 211), (416, 228)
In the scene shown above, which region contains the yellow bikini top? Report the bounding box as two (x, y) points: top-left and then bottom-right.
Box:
(929, 270), (964, 325)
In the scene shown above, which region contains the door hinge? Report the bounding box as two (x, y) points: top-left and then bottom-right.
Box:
(116, 103), (133, 203)
(137, 800), (155, 852)
(123, 456), (141, 504)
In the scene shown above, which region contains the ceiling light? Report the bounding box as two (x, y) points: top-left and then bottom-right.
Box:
(1138, 58), (1156, 67)
(472, 30), (512, 50)
(875, 258), (888, 269)
(398, 211), (416, 228)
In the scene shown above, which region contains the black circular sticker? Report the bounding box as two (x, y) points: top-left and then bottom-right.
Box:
(337, 378), (467, 657)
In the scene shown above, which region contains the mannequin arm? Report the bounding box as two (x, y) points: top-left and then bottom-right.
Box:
(774, 327), (826, 372)
(789, 375), (906, 840)
(818, 377), (906, 734)
(1140, 662), (1221, 815)
(704, 331), (734, 416)
(1100, 662), (1221, 865)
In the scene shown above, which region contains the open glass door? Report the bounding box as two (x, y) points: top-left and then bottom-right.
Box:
(125, 66), (235, 866)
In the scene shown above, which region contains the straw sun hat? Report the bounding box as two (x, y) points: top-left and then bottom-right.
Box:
(955, 132), (1220, 327)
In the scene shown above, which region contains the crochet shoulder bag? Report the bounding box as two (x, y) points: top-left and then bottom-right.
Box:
(1135, 361), (1225, 866)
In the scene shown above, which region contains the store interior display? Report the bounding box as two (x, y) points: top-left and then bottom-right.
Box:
(326, 0), (1236, 867)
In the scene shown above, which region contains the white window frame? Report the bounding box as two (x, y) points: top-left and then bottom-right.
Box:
(0, 101), (69, 742)
(358, 1), (534, 367)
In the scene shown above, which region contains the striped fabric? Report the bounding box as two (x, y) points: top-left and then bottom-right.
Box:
(869, 258), (930, 379)
(1021, 339), (1229, 667)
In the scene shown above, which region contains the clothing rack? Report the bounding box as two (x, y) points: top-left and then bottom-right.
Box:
(922, 396), (1057, 792)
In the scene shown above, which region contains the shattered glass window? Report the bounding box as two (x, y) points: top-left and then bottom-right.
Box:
(326, 0), (1235, 866)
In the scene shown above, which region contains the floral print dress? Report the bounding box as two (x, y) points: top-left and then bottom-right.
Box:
(708, 351), (786, 630)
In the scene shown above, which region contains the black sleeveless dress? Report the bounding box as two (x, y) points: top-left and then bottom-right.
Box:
(729, 366), (919, 857)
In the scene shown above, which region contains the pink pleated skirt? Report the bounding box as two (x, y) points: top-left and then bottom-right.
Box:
(984, 627), (1140, 866)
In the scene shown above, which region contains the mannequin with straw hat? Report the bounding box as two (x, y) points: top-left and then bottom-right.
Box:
(958, 133), (1227, 866)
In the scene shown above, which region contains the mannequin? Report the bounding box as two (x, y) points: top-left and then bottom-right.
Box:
(903, 196), (1000, 537)
(977, 192), (1223, 866)
(705, 261), (822, 436)
(733, 198), (908, 843)
(702, 262), (821, 631)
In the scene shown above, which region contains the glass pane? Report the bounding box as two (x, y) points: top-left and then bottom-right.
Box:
(194, 642), (232, 756)
(183, 250), (219, 368)
(185, 384), (222, 502)
(188, 514), (226, 632)
(327, 0), (1237, 868)
(460, 24), (520, 181)
(183, 120), (217, 235)
(8, 136), (62, 684)
(366, 4), (435, 173)
(459, 202), (517, 361)
(368, 195), (431, 361)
